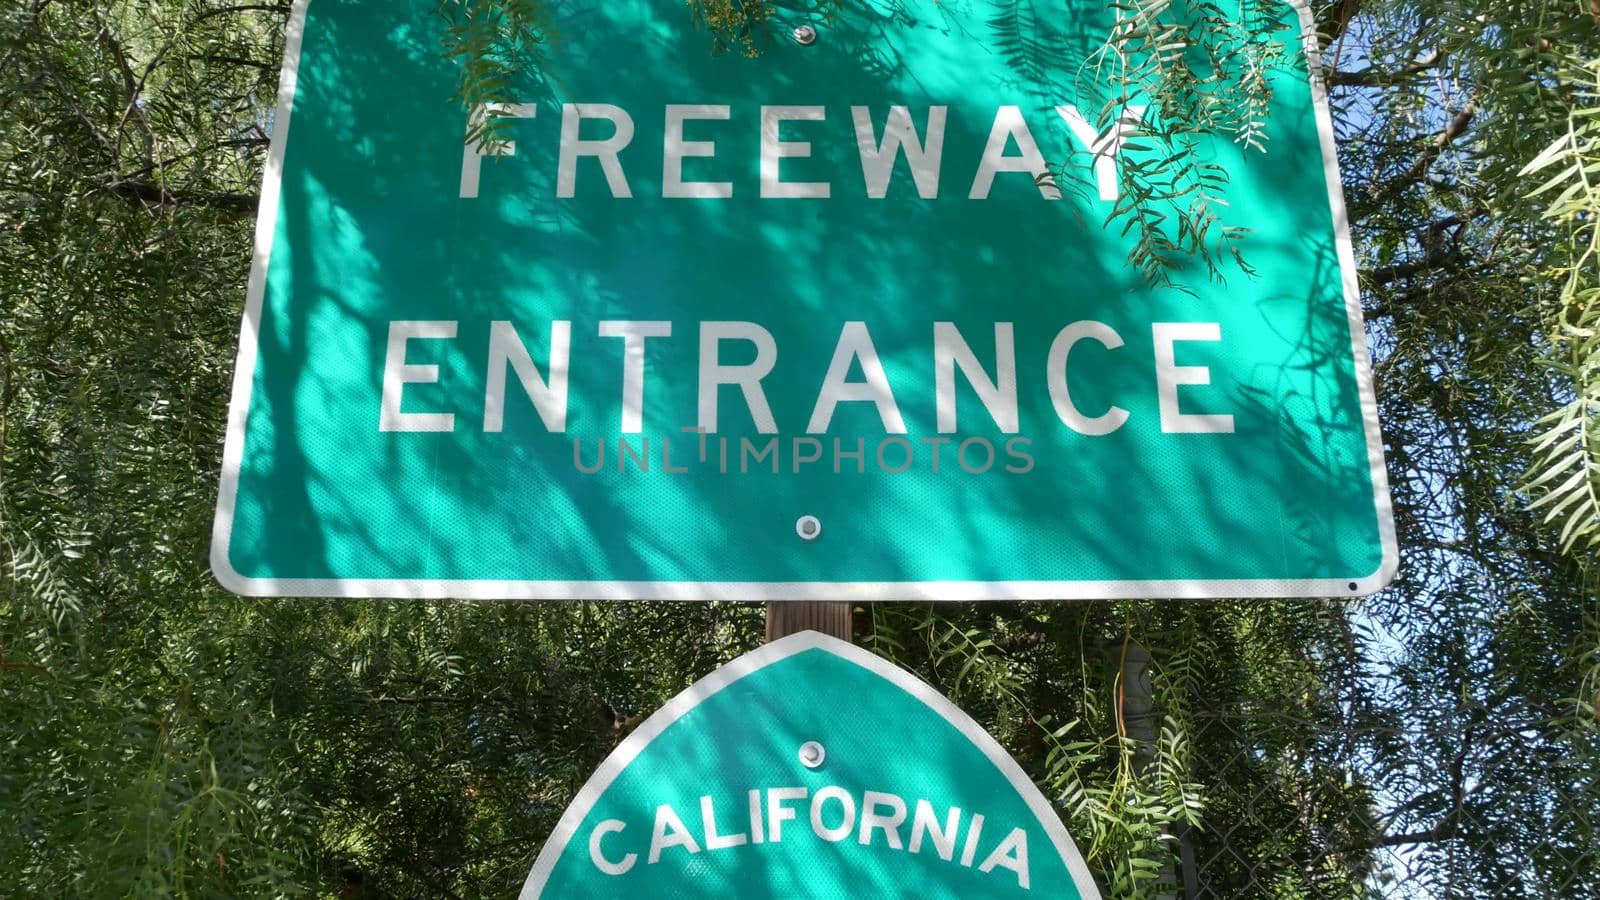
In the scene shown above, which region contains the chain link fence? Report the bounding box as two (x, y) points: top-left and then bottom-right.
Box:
(1170, 694), (1599, 898)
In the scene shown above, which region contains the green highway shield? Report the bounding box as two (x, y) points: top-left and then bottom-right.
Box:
(521, 631), (1102, 898)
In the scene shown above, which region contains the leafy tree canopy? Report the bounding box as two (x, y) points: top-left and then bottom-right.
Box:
(3, 0), (1600, 896)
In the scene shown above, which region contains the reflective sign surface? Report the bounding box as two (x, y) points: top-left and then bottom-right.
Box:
(212, 0), (1395, 598)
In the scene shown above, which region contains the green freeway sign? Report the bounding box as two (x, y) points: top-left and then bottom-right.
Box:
(521, 631), (1101, 898)
(211, 0), (1396, 599)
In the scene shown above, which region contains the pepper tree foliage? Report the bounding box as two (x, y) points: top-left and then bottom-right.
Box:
(3, 0), (1600, 896)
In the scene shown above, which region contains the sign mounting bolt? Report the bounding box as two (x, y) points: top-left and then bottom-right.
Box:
(798, 741), (826, 769)
(792, 24), (817, 46)
(796, 515), (822, 541)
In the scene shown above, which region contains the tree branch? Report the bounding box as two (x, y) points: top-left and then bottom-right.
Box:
(1369, 95), (1479, 205)
(94, 16), (162, 171)
(189, 53), (273, 70)
(1330, 49), (1443, 87)
(104, 179), (258, 215)
(1365, 218), (1466, 286)
(1366, 251), (1453, 287)
(1375, 823), (1459, 847)
(1322, 0), (1364, 44)
(189, 3), (291, 27)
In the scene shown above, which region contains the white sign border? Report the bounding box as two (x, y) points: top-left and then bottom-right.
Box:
(517, 630), (1105, 899)
(209, 0), (1398, 600)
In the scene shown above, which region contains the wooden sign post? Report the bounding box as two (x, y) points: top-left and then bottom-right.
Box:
(766, 602), (853, 643)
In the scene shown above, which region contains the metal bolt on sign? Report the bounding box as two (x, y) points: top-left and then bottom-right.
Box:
(796, 515), (822, 541)
(792, 24), (817, 45)
(798, 741), (826, 769)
